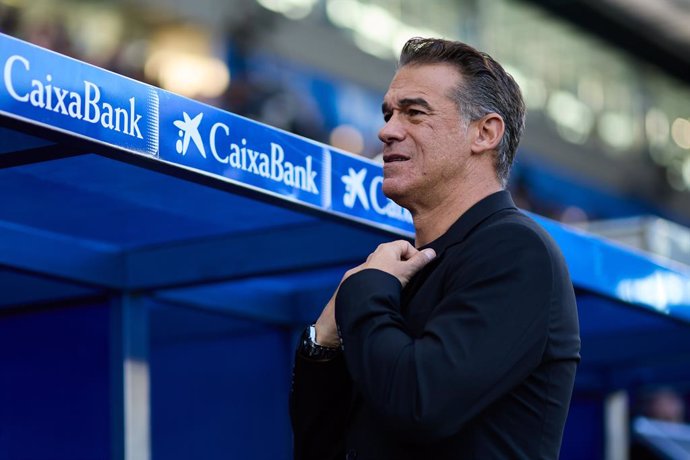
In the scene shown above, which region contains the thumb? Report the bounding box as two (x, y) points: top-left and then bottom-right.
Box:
(405, 248), (436, 274)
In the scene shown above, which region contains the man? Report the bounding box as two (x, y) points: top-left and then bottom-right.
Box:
(290, 37), (580, 459)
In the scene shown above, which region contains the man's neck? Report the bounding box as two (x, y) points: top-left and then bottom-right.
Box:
(413, 180), (503, 247)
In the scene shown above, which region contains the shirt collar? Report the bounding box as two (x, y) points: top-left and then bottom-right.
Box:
(422, 190), (517, 255)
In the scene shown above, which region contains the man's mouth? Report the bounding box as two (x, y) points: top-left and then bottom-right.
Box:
(383, 154), (410, 163)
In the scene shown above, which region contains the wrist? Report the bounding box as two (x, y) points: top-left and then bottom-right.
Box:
(313, 321), (340, 348)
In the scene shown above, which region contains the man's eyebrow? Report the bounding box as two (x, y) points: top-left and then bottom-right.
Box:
(381, 98), (432, 114)
(399, 97), (432, 111)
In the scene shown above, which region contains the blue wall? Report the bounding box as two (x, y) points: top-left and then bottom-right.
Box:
(0, 302), (111, 460)
(0, 298), (621, 460)
(561, 393), (605, 460)
(149, 303), (297, 460)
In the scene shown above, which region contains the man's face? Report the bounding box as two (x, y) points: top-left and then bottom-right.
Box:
(379, 63), (473, 210)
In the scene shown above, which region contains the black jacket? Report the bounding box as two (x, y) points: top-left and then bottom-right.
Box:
(291, 191), (581, 459)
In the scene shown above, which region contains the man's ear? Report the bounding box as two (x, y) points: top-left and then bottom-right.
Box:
(470, 113), (504, 154)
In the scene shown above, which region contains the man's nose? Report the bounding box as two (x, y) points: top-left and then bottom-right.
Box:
(378, 114), (405, 144)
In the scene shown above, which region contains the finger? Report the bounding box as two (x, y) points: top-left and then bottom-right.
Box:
(404, 247), (436, 274)
(393, 240), (417, 260)
(368, 242), (391, 261)
(368, 240), (411, 263)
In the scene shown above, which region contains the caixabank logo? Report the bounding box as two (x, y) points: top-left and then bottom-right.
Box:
(173, 111), (206, 157)
(340, 166), (412, 225)
(1, 40), (159, 156)
(167, 109), (323, 199)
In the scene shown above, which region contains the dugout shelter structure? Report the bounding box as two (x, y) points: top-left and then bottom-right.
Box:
(2, 33), (690, 460)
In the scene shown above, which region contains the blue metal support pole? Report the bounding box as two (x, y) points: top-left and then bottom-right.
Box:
(111, 293), (151, 460)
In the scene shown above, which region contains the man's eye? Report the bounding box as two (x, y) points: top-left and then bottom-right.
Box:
(383, 113), (392, 122)
(407, 109), (424, 116)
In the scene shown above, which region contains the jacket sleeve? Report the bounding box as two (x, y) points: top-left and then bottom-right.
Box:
(334, 223), (556, 443)
(289, 347), (353, 460)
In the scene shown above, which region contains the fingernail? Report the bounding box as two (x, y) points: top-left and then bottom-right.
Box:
(422, 248), (436, 260)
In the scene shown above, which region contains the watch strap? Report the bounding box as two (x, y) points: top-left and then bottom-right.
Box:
(299, 324), (341, 362)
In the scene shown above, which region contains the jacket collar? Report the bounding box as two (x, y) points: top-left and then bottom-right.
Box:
(422, 190), (517, 255)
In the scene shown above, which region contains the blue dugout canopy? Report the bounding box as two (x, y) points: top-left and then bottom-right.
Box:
(2, 31), (690, 396)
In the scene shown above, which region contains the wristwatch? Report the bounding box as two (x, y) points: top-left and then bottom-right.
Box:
(299, 324), (341, 361)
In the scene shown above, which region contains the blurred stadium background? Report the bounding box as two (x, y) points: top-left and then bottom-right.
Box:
(2, 0), (690, 459)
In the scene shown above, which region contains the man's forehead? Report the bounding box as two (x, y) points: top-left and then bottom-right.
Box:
(384, 63), (461, 103)
(383, 82), (436, 108)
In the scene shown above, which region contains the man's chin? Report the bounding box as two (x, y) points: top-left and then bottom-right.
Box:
(382, 179), (409, 207)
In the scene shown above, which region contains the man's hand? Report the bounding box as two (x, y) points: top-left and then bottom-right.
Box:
(354, 240), (436, 287)
(314, 241), (436, 347)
